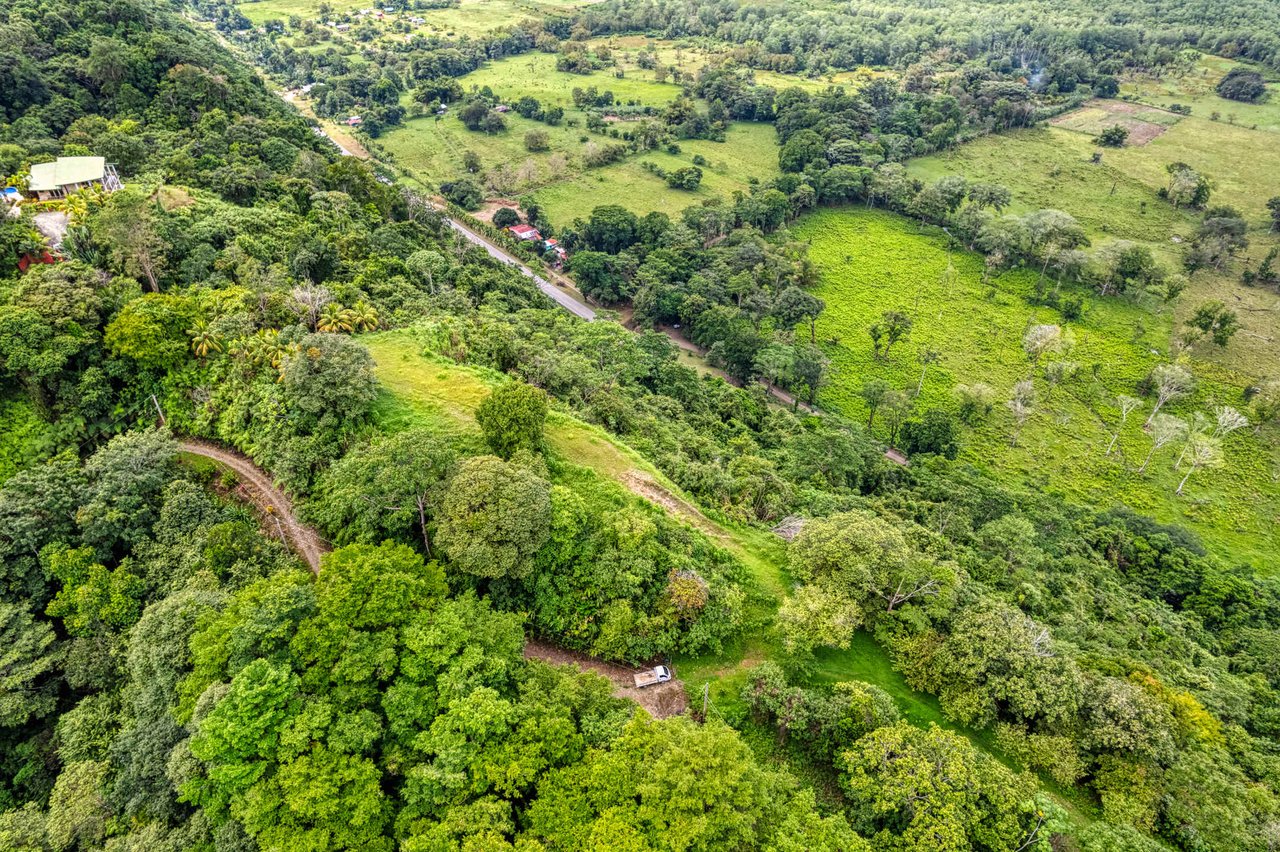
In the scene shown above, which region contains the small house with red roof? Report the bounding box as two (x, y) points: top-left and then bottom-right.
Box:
(509, 224), (541, 241)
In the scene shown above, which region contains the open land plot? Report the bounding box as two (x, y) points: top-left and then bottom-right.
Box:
(378, 51), (781, 227)
(582, 36), (878, 93)
(908, 122), (1280, 379)
(364, 329), (1087, 814)
(532, 121), (781, 226)
(379, 50), (689, 185)
(238, 0), (603, 37)
(1122, 54), (1280, 134)
(460, 51), (685, 107)
(1049, 98), (1183, 145)
(793, 208), (1280, 570)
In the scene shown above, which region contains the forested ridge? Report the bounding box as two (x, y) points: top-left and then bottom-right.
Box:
(581, 0), (1280, 72)
(2, 0), (1280, 850)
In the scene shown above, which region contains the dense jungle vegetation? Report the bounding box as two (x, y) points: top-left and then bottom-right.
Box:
(2, 0), (1280, 850)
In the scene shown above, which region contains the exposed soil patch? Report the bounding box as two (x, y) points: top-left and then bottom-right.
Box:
(473, 198), (521, 224)
(619, 470), (711, 524)
(1050, 98), (1182, 145)
(523, 637), (689, 719)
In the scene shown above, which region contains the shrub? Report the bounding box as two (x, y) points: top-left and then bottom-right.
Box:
(492, 207), (520, 229)
(900, 408), (960, 459)
(439, 176), (484, 209)
(1215, 67), (1266, 103)
(524, 129), (550, 152)
(1095, 125), (1128, 147)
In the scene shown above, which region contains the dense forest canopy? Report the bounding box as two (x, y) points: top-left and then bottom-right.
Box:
(2, 0), (1280, 849)
(580, 0), (1280, 72)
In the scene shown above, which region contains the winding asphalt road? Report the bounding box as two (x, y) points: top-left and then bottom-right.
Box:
(442, 217), (597, 320)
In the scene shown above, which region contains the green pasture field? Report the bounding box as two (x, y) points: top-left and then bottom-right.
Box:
(378, 50), (781, 227)
(583, 35), (876, 93)
(793, 207), (1280, 569)
(460, 51), (684, 107)
(238, 0), (601, 37)
(908, 117), (1280, 379)
(1123, 54), (1280, 134)
(378, 50), (688, 187)
(532, 121), (781, 226)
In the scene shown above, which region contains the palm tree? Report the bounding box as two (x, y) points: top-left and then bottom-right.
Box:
(236, 328), (287, 369)
(350, 301), (380, 332)
(189, 320), (223, 359)
(318, 302), (354, 333)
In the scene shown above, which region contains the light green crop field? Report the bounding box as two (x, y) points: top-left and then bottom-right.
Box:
(793, 208), (1280, 570)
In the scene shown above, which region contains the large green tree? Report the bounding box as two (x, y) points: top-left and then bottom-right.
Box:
(436, 456), (552, 579)
(475, 382), (548, 459)
(838, 722), (1039, 852)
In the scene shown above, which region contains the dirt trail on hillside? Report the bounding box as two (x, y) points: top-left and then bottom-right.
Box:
(621, 470), (722, 537)
(523, 638), (688, 719)
(180, 439), (689, 715)
(178, 439), (329, 573)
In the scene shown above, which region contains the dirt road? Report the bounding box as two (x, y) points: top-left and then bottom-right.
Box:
(179, 439), (687, 715)
(178, 439), (329, 573)
(523, 638), (688, 719)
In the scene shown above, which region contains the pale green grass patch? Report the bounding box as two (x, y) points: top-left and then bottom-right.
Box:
(794, 208), (1280, 569)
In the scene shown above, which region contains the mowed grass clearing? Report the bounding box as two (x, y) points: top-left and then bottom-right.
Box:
(794, 208), (1280, 570)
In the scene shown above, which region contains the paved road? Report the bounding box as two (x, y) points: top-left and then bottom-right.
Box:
(443, 218), (597, 321)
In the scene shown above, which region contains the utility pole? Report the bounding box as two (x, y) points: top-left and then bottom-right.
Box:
(151, 394), (165, 426)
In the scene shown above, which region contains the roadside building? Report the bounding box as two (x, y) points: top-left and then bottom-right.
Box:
(509, 224), (541, 241)
(543, 237), (568, 266)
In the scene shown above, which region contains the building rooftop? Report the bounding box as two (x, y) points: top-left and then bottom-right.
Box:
(27, 157), (106, 192)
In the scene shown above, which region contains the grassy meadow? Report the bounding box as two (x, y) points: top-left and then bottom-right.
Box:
(909, 92), (1280, 379)
(378, 51), (781, 226)
(238, 0), (601, 37)
(793, 207), (1280, 569)
(532, 121), (780, 225)
(1122, 54), (1280, 133)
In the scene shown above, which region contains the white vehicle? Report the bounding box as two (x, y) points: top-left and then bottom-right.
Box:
(633, 665), (673, 688)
